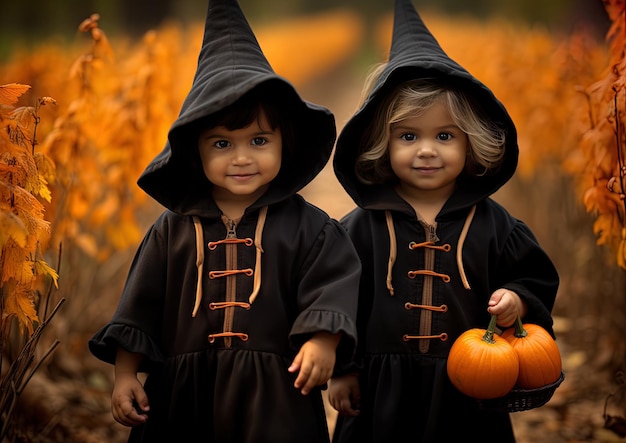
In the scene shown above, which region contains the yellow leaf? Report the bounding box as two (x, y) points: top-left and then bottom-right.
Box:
(37, 174), (52, 203)
(0, 83), (31, 106)
(1, 279), (38, 335)
(34, 259), (59, 289)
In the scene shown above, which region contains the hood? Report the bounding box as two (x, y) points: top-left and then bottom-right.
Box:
(138, 0), (336, 216)
(333, 0), (518, 218)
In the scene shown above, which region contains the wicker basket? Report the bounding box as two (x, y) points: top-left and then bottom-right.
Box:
(476, 371), (565, 413)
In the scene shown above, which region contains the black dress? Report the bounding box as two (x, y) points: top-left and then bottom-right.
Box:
(90, 198), (360, 443)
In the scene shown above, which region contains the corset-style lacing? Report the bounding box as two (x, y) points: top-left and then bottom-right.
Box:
(190, 206), (268, 317)
(384, 206), (476, 294)
(407, 242), (451, 282)
(384, 207), (476, 348)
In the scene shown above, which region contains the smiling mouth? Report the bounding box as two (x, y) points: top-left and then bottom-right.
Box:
(415, 166), (440, 172)
(229, 173), (257, 180)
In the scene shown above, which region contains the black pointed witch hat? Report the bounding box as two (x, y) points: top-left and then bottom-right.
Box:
(138, 0), (336, 215)
(333, 0), (518, 210)
(382, 0), (470, 92)
(171, 0), (277, 129)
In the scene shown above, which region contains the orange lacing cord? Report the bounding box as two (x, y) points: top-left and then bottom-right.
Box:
(407, 269), (451, 282)
(457, 205), (476, 290)
(208, 206), (266, 303)
(404, 302), (448, 312)
(407, 242), (451, 284)
(192, 216), (205, 317)
(209, 301), (251, 310)
(209, 269), (253, 278)
(409, 241), (451, 252)
(403, 333), (448, 341)
(385, 211), (397, 295)
(248, 206), (267, 304)
(191, 207), (268, 317)
(208, 332), (249, 343)
(208, 238), (253, 249)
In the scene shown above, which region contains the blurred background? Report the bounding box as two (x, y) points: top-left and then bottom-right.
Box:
(0, 0), (611, 53)
(1, 1), (625, 442)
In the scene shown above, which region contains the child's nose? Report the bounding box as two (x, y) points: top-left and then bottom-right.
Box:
(416, 141), (437, 157)
(231, 145), (252, 164)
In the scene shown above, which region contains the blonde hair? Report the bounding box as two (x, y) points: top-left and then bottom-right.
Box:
(355, 67), (506, 185)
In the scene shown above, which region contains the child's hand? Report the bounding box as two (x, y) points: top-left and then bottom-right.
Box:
(328, 373), (361, 417)
(487, 288), (527, 328)
(288, 331), (341, 395)
(111, 373), (150, 427)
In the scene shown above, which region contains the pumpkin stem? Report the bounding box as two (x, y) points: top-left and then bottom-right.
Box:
(482, 314), (499, 344)
(513, 314), (528, 338)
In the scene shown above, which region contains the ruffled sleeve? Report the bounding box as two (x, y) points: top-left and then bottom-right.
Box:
(289, 219), (361, 375)
(88, 323), (165, 372)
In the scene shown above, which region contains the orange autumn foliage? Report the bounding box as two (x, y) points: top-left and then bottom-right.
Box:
(1, 5), (625, 343)
(565, 1), (626, 269)
(0, 84), (58, 335)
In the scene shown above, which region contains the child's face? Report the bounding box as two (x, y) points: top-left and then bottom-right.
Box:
(388, 98), (468, 201)
(198, 109), (282, 203)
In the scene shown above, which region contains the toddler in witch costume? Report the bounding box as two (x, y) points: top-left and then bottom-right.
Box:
(88, 1), (360, 442)
(327, 0), (559, 441)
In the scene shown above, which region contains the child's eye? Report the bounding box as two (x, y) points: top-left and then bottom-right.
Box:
(215, 140), (230, 149)
(400, 133), (416, 141)
(437, 132), (453, 141)
(252, 137), (267, 146)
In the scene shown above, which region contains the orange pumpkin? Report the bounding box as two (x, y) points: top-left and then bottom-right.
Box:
(447, 315), (519, 399)
(501, 316), (562, 389)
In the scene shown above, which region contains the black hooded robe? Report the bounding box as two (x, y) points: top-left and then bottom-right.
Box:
(330, 1), (559, 442)
(89, 1), (360, 442)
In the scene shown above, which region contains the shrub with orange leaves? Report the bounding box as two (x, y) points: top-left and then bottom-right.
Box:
(566, 1), (626, 269)
(0, 83), (58, 335)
